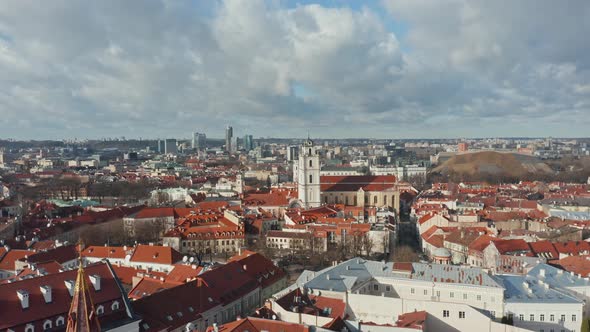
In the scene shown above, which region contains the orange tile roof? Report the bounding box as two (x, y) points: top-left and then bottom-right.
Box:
(0, 249), (35, 271)
(207, 317), (310, 332)
(130, 245), (183, 265)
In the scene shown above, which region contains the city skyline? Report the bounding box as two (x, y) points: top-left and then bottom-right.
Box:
(0, 1), (589, 139)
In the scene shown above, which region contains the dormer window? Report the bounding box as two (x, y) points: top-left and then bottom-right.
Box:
(43, 320), (52, 331)
(96, 305), (104, 316)
(111, 301), (120, 311)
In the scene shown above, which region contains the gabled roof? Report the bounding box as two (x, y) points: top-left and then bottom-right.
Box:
(529, 240), (559, 259)
(320, 175), (396, 192)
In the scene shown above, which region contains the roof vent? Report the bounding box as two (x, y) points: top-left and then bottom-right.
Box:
(89, 274), (101, 291)
(17, 289), (29, 309)
(65, 280), (75, 297)
(40, 285), (52, 303)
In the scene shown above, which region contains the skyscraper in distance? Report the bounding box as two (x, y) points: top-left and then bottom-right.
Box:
(225, 126), (233, 152)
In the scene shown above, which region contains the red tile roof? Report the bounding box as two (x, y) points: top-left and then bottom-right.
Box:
(228, 250), (286, 289)
(491, 239), (531, 255)
(320, 175), (396, 192)
(396, 310), (427, 330)
(529, 240), (559, 259)
(0, 249), (35, 271)
(207, 317), (310, 332)
(130, 245), (183, 265)
(128, 276), (182, 300)
(0, 262), (129, 329)
(82, 246), (132, 260)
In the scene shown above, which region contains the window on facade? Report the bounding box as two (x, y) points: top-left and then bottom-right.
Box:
(560, 315), (565, 321)
(443, 310), (449, 318)
(550, 314), (554, 321)
(573, 315), (577, 322)
(43, 320), (52, 331)
(463, 293), (467, 300)
(450, 292), (454, 298)
(530, 314), (534, 321)
(56, 317), (65, 326)
(436, 291), (440, 297)
(309, 175), (313, 183)
(373, 196), (378, 204)
(373, 284), (379, 291)
(519, 314), (524, 321)
(476, 295), (481, 301)
(386, 286), (391, 292)
(459, 311), (465, 319)
(540, 314), (545, 321)
(410, 288), (415, 294)
(96, 305), (104, 316)
(309, 160), (313, 167)
(111, 301), (120, 311)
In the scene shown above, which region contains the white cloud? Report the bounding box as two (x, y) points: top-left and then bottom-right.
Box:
(0, 0), (588, 139)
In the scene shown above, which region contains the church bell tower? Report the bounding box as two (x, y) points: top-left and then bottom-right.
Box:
(297, 139), (321, 208)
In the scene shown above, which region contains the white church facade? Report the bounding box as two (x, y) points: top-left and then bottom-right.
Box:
(293, 139), (401, 213)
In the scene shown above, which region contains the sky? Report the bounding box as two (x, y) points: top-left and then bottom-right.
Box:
(0, 0), (589, 140)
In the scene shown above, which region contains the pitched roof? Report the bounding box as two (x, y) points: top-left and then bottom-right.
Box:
(82, 246), (132, 260)
(396, 310), (427, 330)
(129, 245), (182, 265)
(20, 245), (78, 265)
(207, 317), (310, 332)
(491, 239), (531, 255)
(0, 262), (128, 329)
(227, 251), (285, 288)
(0, 249), (35, 271)
(320, 175), (396, 192)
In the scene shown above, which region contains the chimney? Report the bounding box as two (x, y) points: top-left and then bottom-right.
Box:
(40, 285), (52, 303)
(65, 280), (75, 296)
(17, 289), (29, 309)
(89, 274), (101, 291)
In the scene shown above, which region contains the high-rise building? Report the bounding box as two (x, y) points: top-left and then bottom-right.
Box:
(157, 139), (165, 153)
(164, 139), (177, 154)
(231, 136), (239, 153)
(0, 148), (4, 165)
(225, 126), (233, 152)
(243, 134), (254, 152)
(287, 145), (299, 161)
(192, 132), (207, 150)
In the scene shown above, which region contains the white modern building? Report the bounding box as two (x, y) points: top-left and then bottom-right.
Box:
(272, 258), (588, 332)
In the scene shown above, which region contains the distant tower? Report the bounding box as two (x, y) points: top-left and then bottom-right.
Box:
(225, 126), (233, 152)
(66, 260), (101, 332)
(236, 174), (244, 195)
(297, 139), (321, 208)
(0, 147), (4, 166)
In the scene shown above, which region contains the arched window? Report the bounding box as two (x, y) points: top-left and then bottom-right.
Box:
(309, 159), (312, 167)
(374, 196), (378, 204)
(111, 301), (120, 311)
(309, 175), (313, 183)
(345, 196), (349, 205)
(308, 148), (312, 155)
(43, 320), (52, 330)
(56, 316), (65, 326)
(25, 325), (34, 332)
(324, 196), (328, 203)
(354, 196), (357, 206)
(96, 305), (104, 316)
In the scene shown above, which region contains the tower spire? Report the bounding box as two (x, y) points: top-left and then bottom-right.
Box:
(66, 242), (101, 332)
